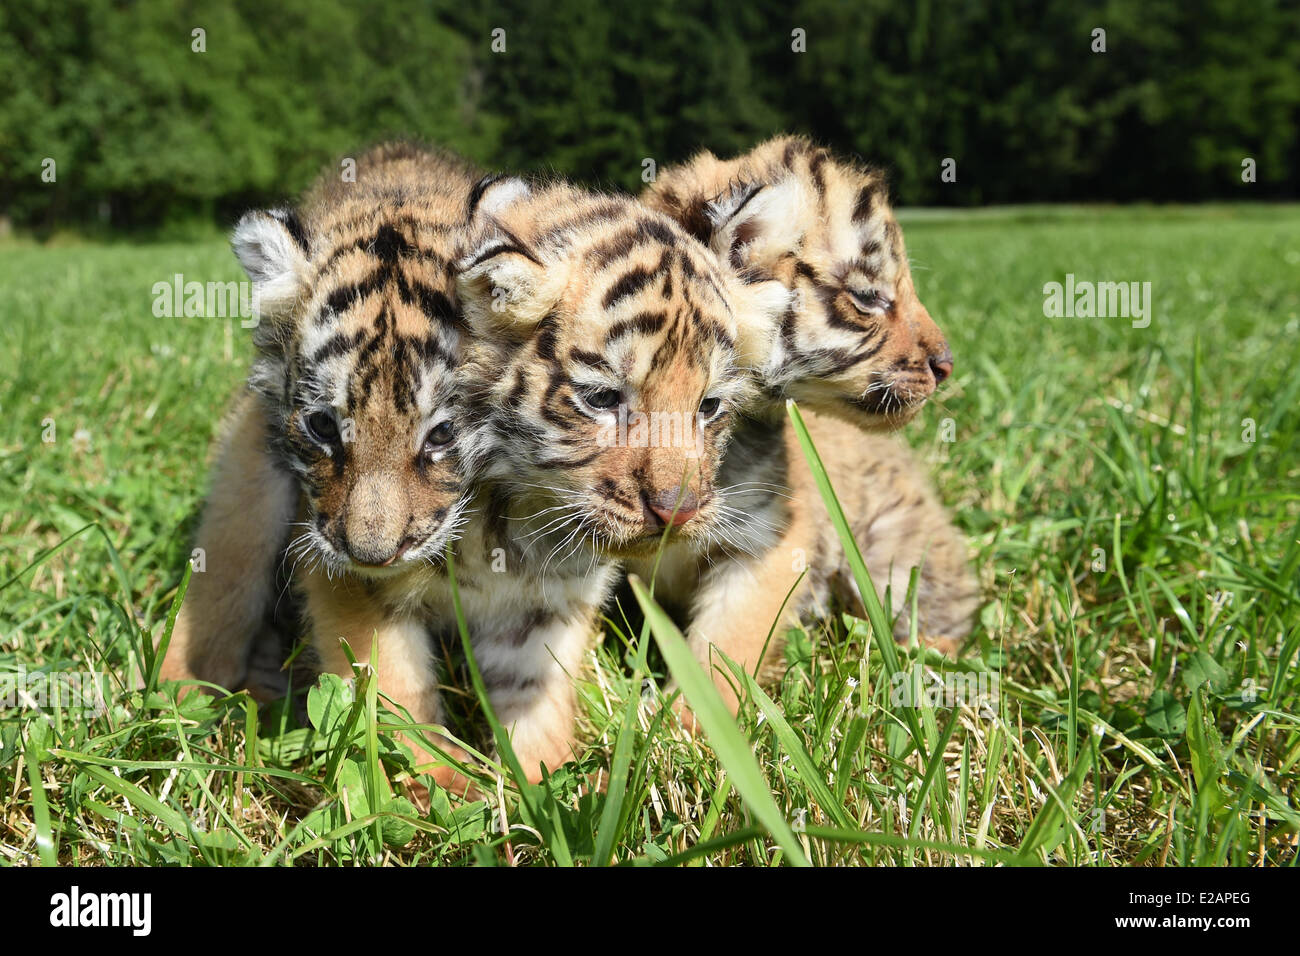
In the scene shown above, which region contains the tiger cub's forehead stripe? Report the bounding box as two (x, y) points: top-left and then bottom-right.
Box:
(298, 207), (463, 421)
(568, 348), (612, 371)
(602, 261), (661, 310)
(604, 311), (667, 344)
(597, 261), (732, 360)
(315, 216), (453, 260)
(851, 185), (878, 224)
(313, 217), (459, 328)
(317, 265), (456, 329)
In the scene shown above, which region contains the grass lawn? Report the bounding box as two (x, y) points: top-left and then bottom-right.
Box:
(1, 204), (1297, 866)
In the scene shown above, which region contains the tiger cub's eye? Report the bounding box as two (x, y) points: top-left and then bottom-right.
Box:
(304, 410), (340, 444)
(582, 387), (622, 410)
(848, 288), (890, 314)
(422, 421), (455, 458)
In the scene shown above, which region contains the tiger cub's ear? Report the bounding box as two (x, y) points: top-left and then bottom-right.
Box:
(465, 173), (532, 221)
(703, 177), (806, 271)
(456, 177), (572, 336)
(231, 208), (310, 318)
(728, 277), (794, 374)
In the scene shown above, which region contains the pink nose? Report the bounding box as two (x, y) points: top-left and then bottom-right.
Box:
(929, 348), (954, 384)
(645, 490), (698, 527)
(348, 536), (416, 568)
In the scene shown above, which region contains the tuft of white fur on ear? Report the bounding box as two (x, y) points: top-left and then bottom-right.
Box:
(231, 209), (309, 317)
(729, 277), (794, 372)
(471, 175), (531, 219)
(703, 181), (763, 230)
(703, 175), (807, 269)
(455, 238), (570, 334)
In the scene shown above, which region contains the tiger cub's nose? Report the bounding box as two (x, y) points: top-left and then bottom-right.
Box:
(928, 347), (954, 385)
(643, 489), (699, 528)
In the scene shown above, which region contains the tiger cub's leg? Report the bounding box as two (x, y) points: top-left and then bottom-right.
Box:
(478, 611), (597, 784)
(160, 391), (297, 694)
(301, 572), (475, 800)
(809, 421), (979, 652)
(678, 489), (818, 722)
(849, 501), (977, 653)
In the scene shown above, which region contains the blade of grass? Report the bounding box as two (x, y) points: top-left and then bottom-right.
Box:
(690, 772), (734, 867)
(648, 825), (765, 866)
(78, 762), (194, 840)
(629, 575), (809, 866)
(906, 703), (961, 844)
(24, 724), (58, 866)
(1016, 746), (1095, 861)
(786, 399), (929, 758)
(802, 826), (1035, 866)
(363, 639), (386, 853)
(591, 618), (653, 867)
(146, 560), (191, 696)
(721, 657), (853, 829)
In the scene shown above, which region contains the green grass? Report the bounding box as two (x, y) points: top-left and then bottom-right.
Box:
(2, 205), (1298, 866)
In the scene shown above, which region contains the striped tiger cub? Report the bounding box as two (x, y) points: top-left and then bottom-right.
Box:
(162, 143), (506, 785)
(161, 142), (489, 696)
(416, 178), (788, 786)
(637, 136), (979, 717)
(163, 143), (790, 795)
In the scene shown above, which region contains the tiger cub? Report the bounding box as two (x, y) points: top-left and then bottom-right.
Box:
(161, 143), (488, 694)
(164, 145), (789, 793)
(638, 136), (979, 716)
(420, 181), (787, 785)
(162, 143), (507, 783)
